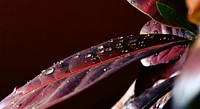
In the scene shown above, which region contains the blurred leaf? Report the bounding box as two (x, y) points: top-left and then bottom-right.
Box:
(156, 2), (196, 36)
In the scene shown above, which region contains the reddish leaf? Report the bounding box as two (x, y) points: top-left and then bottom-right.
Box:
(0, 34), (189, 108)
(127, 0), (188, 27)
(140, 20), (192, 66)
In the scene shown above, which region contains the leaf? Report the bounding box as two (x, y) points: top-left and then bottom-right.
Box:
(156, 2), (196, 36)
(127, 0), (189, 27)
(140, 20), (192, 66)
(0, 34), (189, 108)
(122, 76), (176, 109)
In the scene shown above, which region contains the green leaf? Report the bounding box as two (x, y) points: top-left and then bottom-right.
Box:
(156, 2), (196, 37)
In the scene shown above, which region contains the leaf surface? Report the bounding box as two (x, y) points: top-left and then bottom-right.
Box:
(0, 34), (189, 109)
(127, 0), (189, 27)
(122, 76), (176, 109)
(140, 20), (192, 66)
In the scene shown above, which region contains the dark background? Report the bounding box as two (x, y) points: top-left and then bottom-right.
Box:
(0, 0), (149, 108)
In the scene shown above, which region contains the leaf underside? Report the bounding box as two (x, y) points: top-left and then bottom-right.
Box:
(0, 34), (189, 109)
(122, 76), (176, 109)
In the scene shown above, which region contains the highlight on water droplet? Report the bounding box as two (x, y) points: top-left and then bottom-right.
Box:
(42, 68), (55, 75)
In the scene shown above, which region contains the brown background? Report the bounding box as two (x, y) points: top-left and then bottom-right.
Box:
(0, 0), (149, 108)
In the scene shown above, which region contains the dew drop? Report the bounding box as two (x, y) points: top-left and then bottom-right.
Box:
(16, 104), (22, 107)
(110, 39), (114, 42)
(99, 50), (105, 54)
(122, 50), (129, 53)
(86, 54), (92, 58)
(98, 45), (104, 50)
(103, 67), (110, 72)
(105, 47), (112, 52)
(118, 36), (123, 39)
(53, 60), (65, 68)
(163, 37), (166, 40)
(43, 68), (55, 75)
(153, 21), (158, 25)
(116, 43), (123, 49)
(74, 54), (80, 59)
(131, 0), (135, 4)
(145, 21), (150, 26)
(12, 87), (18, 93)
(154, 30), (158, 34)
(154, 53), (158, 56)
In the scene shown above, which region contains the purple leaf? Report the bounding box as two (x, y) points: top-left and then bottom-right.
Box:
(140, 20), (192, 66)
(0, 34), (189, 108)
(122, 76), (176, 109)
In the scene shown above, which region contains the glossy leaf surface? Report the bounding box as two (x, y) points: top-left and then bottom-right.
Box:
(140, 20), (192, 66)
(0, 34), (189, 109)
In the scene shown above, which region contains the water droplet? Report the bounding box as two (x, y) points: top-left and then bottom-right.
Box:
(12, 87), (18, 93)
(116, 43), (123, 49)
(118, 36), (123, 39)
(53, 60), (66, 68)
(154, 30), (158, 34)
(153, 21), (158, 25)
(141, 41), (144, 44)
(145, 21), (150, 26)
(131, 0), (135, 4)
(43, 68), (54, 75)
(110, 39), (114, 42)
(86, 54), (92, 58)
(122, 50), (129, 53)
(105, 47), (112, 52)
(16, 104), (22, 107)
(98, 45), (104, 50)
(154, 53), (158, 56)
(103, 67), (110, 72)
(99, 50), (105, 54)
(163, 37), (166, 40)
(74, 53), (80, 59)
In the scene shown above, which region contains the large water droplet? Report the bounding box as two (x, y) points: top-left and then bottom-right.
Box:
(43, 68), (55, 75)
(154, 30), (158, 34)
